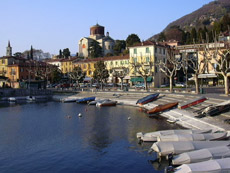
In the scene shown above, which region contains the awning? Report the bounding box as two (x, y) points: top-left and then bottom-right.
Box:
(188, 74), (217, 81)
(130, 76), (152, 82)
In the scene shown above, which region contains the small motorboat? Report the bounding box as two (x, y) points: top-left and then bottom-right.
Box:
(136, 93), (159, 105)
(8, 97), (16, 102)
(88, 99), (110, 105)
(136, 129), (212, 142)
(199, 103), (230, 116)
(178, 96), (207, 109)
(157, 132), (228, 142)
(147, 102), (178, 114)
(76, 97), (96, 104)
(171, 145), (230, 165)
(62, 97), (78, 103)
(96, 100), (117, 107)
(171, 158), (230, 173)
(26, 96), (36, 102)
(149, 141), (230, 157)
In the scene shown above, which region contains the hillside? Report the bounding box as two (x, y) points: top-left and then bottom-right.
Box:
(149, 0), (230, 41)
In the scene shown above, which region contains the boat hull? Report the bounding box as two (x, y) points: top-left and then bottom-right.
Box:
(179, 96), (207, 109)
(147, 102), (178, 114)
(136, 93), (159, 105)
(76, 97), (96, 104)
(97, 101), (117, 107)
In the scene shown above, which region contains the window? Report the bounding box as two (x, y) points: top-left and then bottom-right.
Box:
(134, 58), (137, 63)
(134, 48), (137, 54)
(155, 56), (157, 62)
(146, 47), (149, 53)
(115, 61), (118, 65)
(2, 59), (5, 64)
(121, 61), (124, 65)
(163, 49), (165, 55)
(110, 61), (113, 65)
(146, 57), (150, 63)
(88, 64), (91, 68)
(155, 47), (157, 53)
(20, 68), (24, 72)
(155, 66), (158, 73)
(159, 48), (162, 54)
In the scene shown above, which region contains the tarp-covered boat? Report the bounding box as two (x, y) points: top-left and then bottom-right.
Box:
(199, 103), (230, 116)
(178, 96), (207, 109)
(88, 99), (110, 105)
(150, 141), (230, 156)
(147, 102), (178, 114)
(157, 132), (228, 142)
(96, 100), (117, 107)
(76, 97), (96, 103)
(173, 158), (230, 173)
(171, 145), (230, 165)
(136, 129), (212, 142)
(136, 93), (159, 105)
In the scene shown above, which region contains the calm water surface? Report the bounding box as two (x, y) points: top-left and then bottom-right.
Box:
(0, 101), (181, 173)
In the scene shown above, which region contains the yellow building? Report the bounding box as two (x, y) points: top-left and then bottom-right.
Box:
(128, 41), (167, 88)
(59, 57), (78, 74)
(73, 59), (96, 78)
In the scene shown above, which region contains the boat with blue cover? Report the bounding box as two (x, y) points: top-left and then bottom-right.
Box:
(76, 96), (96, 103)
(136, 93), (159, 105)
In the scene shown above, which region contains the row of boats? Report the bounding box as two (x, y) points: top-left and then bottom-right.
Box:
(62, 96), (117, 107)
(136, 129), (230, 172)
(136, 93), (230, 117)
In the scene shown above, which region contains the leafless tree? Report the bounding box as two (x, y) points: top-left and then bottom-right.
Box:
(111, 67), (129, 90)
(156, 47), (181, 93)
(130, 55), (153, 90)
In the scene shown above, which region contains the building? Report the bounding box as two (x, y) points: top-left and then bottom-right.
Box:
(78, 24), (115, 58)
(128, 41), (168, 88)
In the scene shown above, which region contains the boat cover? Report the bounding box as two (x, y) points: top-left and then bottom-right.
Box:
(136, 129), (212, 141)
(172, 146), (230, 165)
(151, 141), (230, 156)
(157, 132), (227, 142)
(175, 158), (230, 173)
(88, 99), (110, 105)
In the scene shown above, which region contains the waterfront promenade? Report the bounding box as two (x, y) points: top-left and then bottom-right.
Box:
(56, 90), (230, 133)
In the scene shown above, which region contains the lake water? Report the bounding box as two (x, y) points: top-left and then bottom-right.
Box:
(0, 101), (181, 173)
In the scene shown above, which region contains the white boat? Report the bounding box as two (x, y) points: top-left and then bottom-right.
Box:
(88, 99), (110, 105)
(150, 141), (230, 157)
(26, 96), (36, 102)
(8, 97), (16, 102)
(157, 132), (228, 142)
(96, 100), (117, 107)
(62, 98), (78, 103)
(173, 158), (230, 173)
(171, 145), (230, 165)
(136, 129), (212, 142)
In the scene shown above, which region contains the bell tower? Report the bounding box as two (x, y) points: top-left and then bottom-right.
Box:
(6, 41), (12, 56)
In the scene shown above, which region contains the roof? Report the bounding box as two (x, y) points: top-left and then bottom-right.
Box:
(91, 23), (104, 28)
(128, 40), (167, 48)
(73, 54), (129, 64)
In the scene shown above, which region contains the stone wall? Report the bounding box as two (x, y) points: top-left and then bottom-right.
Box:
(0, 89), (53, 97)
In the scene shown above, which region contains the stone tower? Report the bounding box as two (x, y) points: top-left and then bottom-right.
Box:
(6, 41), (12, 56)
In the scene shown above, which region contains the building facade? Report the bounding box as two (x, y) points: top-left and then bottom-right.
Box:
(78, 24), (115, 58)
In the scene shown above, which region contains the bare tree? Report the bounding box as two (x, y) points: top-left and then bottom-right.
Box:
(111, 67), (129, 90)
(157, 47), (181, 93)
(130, 55), (153, 90)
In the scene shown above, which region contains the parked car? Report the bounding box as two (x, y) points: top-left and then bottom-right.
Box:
(134, 83), (145, 89)
(160, 83), (169, 87)
(175, 82), (186, 87)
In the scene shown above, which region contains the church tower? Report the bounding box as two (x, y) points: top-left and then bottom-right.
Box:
(6, 41), (12, 56)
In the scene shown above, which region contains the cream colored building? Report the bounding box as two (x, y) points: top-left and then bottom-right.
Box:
(129, 41), (168, 88)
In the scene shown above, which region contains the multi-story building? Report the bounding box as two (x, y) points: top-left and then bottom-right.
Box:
(128, 41), (168, 88)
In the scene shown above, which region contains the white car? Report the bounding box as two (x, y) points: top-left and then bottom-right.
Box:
(175, 83), (186, 87)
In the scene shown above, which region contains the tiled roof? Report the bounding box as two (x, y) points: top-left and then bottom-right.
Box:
(128, 41), (167, 48)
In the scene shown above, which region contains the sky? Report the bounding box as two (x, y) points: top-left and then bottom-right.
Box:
(0, 0), (214, 57)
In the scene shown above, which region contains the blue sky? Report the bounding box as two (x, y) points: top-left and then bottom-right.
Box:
(0, 0), (214, 56)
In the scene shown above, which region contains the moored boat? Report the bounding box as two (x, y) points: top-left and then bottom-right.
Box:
(178, 96), (207, 109)
(136, 129), (212, 142)
(200, 103), (230, 116)
(157, 132), (228, 142)
(76, 97), (96, 104)
(136, 93), (159, 105)
(150, 141), (230, 156)
(62, 98), (78, 103)
(88, 99), (110, 105)
(8, 97), (16, 102)
(172, 158), (230, 173)
(171, 145), (230, 165)
(96, 100), (117, 107)
(26, 96), (36, 102)
(147, 102), (178, 114)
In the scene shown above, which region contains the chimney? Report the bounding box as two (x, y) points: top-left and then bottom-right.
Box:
(106, 32), (109, 37)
